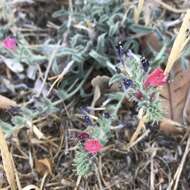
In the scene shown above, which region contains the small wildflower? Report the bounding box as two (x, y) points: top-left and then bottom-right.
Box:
(103, 112), (110, 118)
(123, 78), (133, 90)
(80, 107), (92, 125)
(77, 132), (90, 142)
(140, 56), (149, 72)
(84, 139), (103, 154)
(116, 41), (125, 55)
(3, 37), (17, 50)
(83, 115), (92, 125)
(144, 68), (167, 88)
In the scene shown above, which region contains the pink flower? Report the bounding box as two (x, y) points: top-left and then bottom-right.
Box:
(3, 37), (17, 50)
(144, 68), (167, 87)
(84, 139), (103, 154)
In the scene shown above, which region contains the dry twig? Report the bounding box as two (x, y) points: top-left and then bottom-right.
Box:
(164, 10), (190, 75)
(167, 134), (190, 190)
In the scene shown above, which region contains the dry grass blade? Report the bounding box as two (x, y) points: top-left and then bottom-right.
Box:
(47, 60), (74, 96)
(152, 0), (187, 13)
(167, 134), (190, 190)
(74, 176), (82, 190)
(37, 40), (61, 97)
(0, 128), (17, 190)
(40, 172), (48, 190)
(0, 95), (17, 109)
(22, 185), (40, 190)
(134, 0), (144, 24)
(129, 108), (146, 144)
(126, 129), (150, 151)
(164, 10), (190, 75)
(150, 147), (157, 190)
(32, 125), (46, 140)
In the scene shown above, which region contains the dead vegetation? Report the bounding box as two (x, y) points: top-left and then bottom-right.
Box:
(0, 0), (190, 189)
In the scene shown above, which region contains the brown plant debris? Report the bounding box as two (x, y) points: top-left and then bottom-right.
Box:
(160, 63), (190, 124)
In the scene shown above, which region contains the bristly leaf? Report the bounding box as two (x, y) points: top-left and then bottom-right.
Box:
(109, 73), (123, 86)
(0, 120), (14, 136)
(73, 149), (91, 176)
(91, 117), (112, 145)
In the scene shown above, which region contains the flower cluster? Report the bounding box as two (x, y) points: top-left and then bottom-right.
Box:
(113, 42), (167, 122)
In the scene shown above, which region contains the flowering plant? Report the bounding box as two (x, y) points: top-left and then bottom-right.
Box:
(74, 114), (111, 176)
(109, 44), (167, 123)
(73, 43), (167, 176)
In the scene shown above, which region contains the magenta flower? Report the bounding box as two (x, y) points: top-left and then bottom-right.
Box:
(3, 37), (17, 50)
(84, 139), (103, 154)
(144, 68), (167, 87)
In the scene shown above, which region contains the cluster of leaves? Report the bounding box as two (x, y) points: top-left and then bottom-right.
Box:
(0, 36), (46, 73)
(0, 98), (59, 135)
(0, 0), (163, 175)
(52, 0), (154, 100)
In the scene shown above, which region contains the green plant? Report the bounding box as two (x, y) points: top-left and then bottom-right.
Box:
(74, 116), (111, 176)
(110, 49), (165, 123)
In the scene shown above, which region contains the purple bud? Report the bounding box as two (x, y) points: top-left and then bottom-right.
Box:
(123, 78), (133, 90)
(77, 132), (90, 142)
(140, 56), (149, 72)
(116, 41), (125, 64)
(83, 115), (92, 125)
